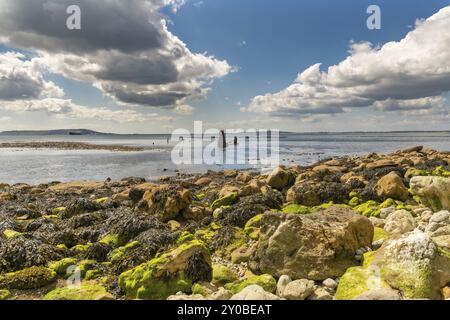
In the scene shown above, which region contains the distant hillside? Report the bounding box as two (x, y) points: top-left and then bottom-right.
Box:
(0, 129), (112, 136)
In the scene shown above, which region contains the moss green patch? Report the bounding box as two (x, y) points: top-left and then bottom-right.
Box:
(349, 191), (359, 198)
(99, 234), (121, 248)
(354, 199), (405, 217)
(77, 260), (97, 278)
(224, 274), (276, 294)
(2, 229), (23, 239)
(108, 241), (140, 262)
(348, 197), (360, 207)
(0, 266), (56, 290)
(0, 289), (10, 300)
(282, 204), (312, 214)
(212, 192), (239, 210)
(44, 282), (112, 300)
(52, 207), (66, 215)
(381, 262), (433, 299)
(56, 244), (68, 250)
(212, 264), (238, 287)
(72, 243), (92, 252)
(196, 194), (206, 200)
(95, 197), (110, 204)
(432, 166), (450, 177)
(48, 258), (78, 275)
(176, 232), (194, 245)
(244, 214), (263, 240)
(195, 227), (219, 245)
(222, 228), (248, 257)
(85, 270), (102, 280)
(373, 227), (390, 242)
(118, 240), (211, 300)
(438, 247), (450, 259)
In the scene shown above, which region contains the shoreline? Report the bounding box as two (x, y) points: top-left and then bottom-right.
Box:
(0, 141), (145, 152)
(0, 146), (450, 300)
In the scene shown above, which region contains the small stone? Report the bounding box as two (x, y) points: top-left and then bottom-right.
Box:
(308, 287), (333, 300)
(354, 288), (402, 300)
(384, 209), (416, 235)
(281, 279), (315, 300)
(230, 285), (280, 300)
(210, 288), (233, 300)
(442, 287), (450, 300)
(322, 278), (338, 290)
(276, 275), (292, 296)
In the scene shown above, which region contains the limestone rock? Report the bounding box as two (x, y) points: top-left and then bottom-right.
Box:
(410, 176), (450, 211)
(266, 167), (293, 190)
(142, 185), (191, 222)
(354, 288), (401, 300)
(281, 279), (315, 300)
(384, 210), (416, 235)
(230, 285), (280, 300)
(374, 172), (409, 201)
(119, 240), (212, 300)
(249, 206), (373, 280)
(276, 275), (292, 296)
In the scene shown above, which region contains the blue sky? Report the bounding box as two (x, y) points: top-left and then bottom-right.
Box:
(1, 0), (450, 133)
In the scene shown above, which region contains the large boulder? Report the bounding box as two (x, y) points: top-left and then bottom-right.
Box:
(142, 185), (191, 222)
(410, 176), (450, 211)
(374, 172), (409, 201)
(249, 206), (373, 280)
(266, 167), (293, 190)
(118, 240), (212, 300)
(286, 181), (351, 206)
(336, 230), (450, 300)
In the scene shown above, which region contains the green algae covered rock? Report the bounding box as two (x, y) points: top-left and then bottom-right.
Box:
(354, 199), (405, 217)
(281, 204), (312, 214)
(212, 192), (239, 210)
(0, 289), (11, 300)
(0, 266), (56, 290)
(373, 227), (390, 242)
(338, 230), (450, 300)
(118, 240), (212, 300)
(224, 274), (277, 294)
(244, 214), (263, 240)
(250, 206), (373, 280)
(108, 241), (140, 262)
(44, 282), (113, 300)
(48, 258), (78, 275)
(410, 176), (450, 211)
(212, 264), (239, 287)
(335, 252), (389, 300)
(99, 234), (121, 248)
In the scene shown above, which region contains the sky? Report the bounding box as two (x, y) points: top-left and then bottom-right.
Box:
(0, 0), (450, 133)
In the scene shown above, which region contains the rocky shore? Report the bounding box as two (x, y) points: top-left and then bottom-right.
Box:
(0, 141), (144, 152)
(0, 146), (450, 300)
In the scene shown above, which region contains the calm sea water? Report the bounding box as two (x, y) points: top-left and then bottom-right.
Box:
(1, 132), (450, 184)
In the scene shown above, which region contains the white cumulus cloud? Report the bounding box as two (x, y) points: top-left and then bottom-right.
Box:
(247, 6), (450, 116)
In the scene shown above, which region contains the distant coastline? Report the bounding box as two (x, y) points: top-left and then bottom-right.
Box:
(2, 128), (450, 136)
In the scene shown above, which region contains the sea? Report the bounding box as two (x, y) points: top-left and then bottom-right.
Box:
(1, 131), (450, 184)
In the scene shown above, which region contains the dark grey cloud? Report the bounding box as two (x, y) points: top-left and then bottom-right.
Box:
(0, 52), (63, 101)
(0, 0), (163, 53)
(0, 0), (232, 108)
